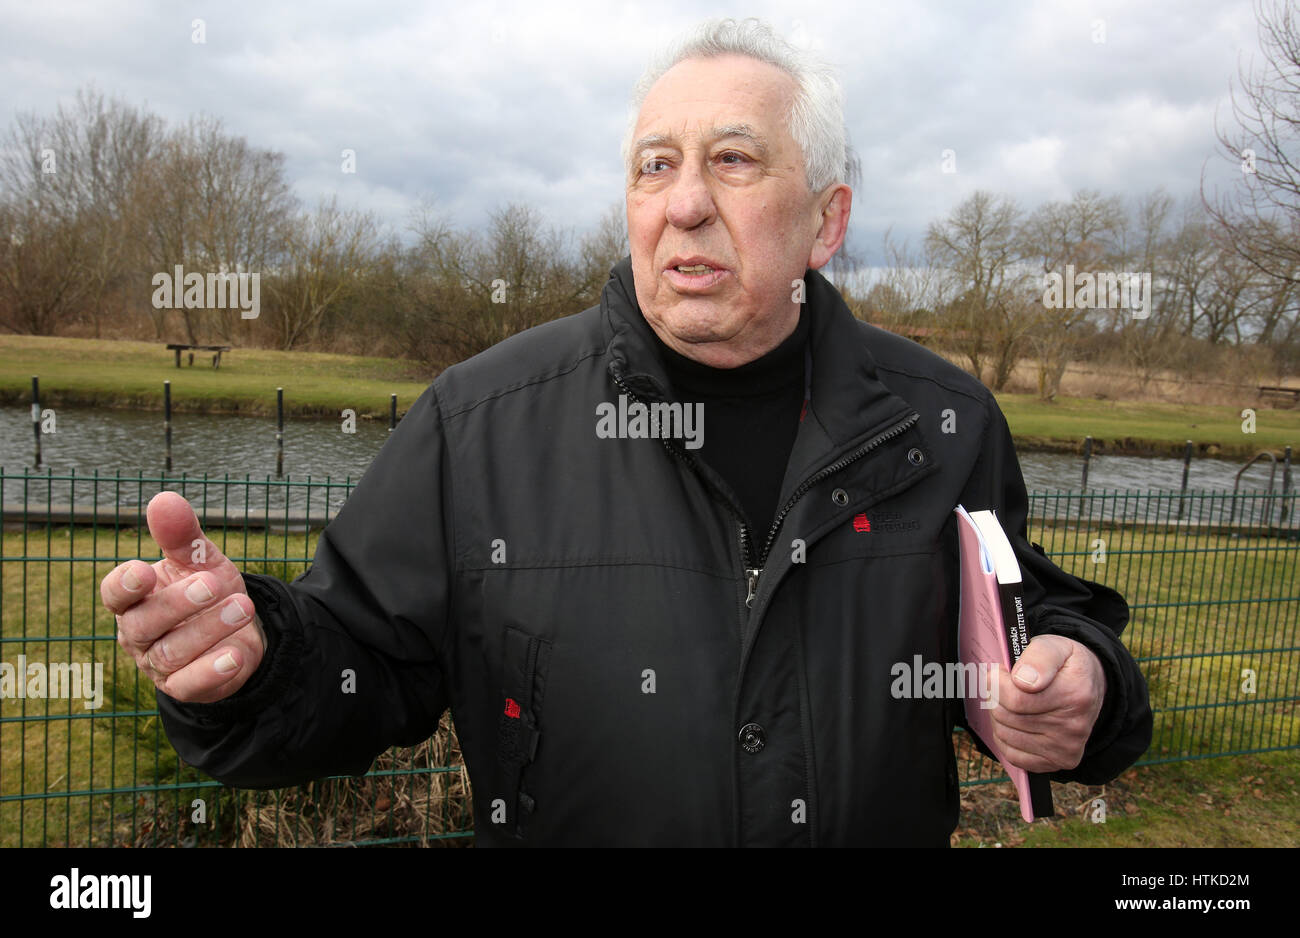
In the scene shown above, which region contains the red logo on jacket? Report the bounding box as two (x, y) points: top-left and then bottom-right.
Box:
(852, 513), (871, 533)
(504, 697), (521, 719)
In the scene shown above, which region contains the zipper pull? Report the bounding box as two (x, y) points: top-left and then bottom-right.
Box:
(745, 568), (762, 608)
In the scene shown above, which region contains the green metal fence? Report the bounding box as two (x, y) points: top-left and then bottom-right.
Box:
(1, 468), (1296, 846)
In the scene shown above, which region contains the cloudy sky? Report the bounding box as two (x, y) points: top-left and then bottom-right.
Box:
(0, 0), (1268, 265)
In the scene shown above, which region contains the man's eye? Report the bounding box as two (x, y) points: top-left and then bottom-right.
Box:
(641, 158), (669, 175)
(718, 151), (749, 165)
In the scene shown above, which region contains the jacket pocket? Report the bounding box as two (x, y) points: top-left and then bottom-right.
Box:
(493, 625), (552, 839)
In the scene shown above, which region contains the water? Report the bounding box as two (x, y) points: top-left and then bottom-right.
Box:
(0, 404), (1292, 520)
(1, 405), (392, 517)
(2, 405), (388, 481)
(1018, 451), (1285, 494)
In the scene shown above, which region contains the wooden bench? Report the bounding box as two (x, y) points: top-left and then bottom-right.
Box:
(1258, 385), (1300, 408)
(167, 344), (232, 369)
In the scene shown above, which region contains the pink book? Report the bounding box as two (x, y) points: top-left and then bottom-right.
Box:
(954, 504), (1054, 822)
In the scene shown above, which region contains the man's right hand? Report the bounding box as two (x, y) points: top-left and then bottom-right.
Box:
(101, 491), (266, 703)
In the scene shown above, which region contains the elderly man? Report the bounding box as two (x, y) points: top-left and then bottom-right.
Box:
(100, 18), (1150, 846)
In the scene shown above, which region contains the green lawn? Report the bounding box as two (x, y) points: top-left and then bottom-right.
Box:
(997, 393), (1300, 458)
(954, 752), (1299, 848)
(947, 516), (1298, 847)
(0, 335), (432, 418)
(2, 510), (1295, 847)
(0, 522), (318, 848)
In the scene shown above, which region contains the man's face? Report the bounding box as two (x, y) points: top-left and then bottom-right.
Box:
(625, 53), (849, 368)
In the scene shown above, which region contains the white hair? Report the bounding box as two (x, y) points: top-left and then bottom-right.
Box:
(622, 17), (853, 193)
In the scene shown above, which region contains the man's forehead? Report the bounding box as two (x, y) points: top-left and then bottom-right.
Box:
(632, 55), (794, 144)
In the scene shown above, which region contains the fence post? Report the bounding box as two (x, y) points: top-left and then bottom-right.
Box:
(1178, 439), (1192, 520)
(390, 393), (397, 433)
(1282, 445), (1293, 525)
(276, 387), (284, 478)
(164, 380), (173, 473)
(31, 376), (41, 468)
(1079, 435), (1092, 519)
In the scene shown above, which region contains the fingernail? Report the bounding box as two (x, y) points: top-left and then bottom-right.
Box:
(185, 576), (213, 604)
(122, 566), (142, 592)
(1016, 664), (1039, 686)
(221, 598), (249, 625)
(214, 652), (237, 673)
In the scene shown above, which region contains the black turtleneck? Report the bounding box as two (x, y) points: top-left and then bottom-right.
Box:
(651, 311), (809, 541)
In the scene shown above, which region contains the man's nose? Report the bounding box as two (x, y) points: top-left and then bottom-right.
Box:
(664, 159), (717, 230)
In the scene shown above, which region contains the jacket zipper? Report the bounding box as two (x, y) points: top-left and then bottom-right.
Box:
(612, 369), (920, 610)
(612, 373), (756, 604)
(744, 409), (920, 607)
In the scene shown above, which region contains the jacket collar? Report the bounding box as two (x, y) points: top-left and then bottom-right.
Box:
(600, 255), (920, 478)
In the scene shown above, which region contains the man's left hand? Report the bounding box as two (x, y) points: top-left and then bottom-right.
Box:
(990, 635), (1106, 773)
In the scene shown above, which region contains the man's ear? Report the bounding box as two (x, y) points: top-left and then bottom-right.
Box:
(808, 184), (853, 271)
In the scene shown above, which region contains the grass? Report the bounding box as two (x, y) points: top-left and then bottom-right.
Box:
(1, 334), (1297, 456)
(953, 751), (1299, 847)
(0, 334), (432, 418)
(996, 392), (1300, 458)
(0, 518), (473, 847)
(2, 497), (1296, 847)
(949, 510), (1299, 846)
(0, 520), (319, 848)
(1036, 512), (1298, 757)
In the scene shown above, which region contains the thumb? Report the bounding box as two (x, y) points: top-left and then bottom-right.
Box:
(145, 490), (228, 574)
(1010, 634), (1072, 692)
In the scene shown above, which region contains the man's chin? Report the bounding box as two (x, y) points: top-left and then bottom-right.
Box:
(648, 313), (735, 347)
(645, 317), (763, 367)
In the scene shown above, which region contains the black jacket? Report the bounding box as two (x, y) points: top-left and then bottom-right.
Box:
(158, 257), (1152, 846)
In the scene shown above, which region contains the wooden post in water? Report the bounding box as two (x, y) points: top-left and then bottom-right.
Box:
(389, 394), (397, 433)
(1282, 445), (1293, 524)
(164, 381), (173, 473)
(31, 376), (41, 468)
(1078, 435), (1092, 519)
(276, 387), (284, 478)
(1178, 439), (1192, 520)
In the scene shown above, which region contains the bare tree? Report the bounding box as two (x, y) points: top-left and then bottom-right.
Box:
(924, 191), (1032, 388)
(0, 106), (92, 334)
(58, 90), (163, 337)
(858, 228), (954, 331)
(137, 115), (294, 343)
(1020, 190), (1125, 399)
(1115, 189), (1181, 392)
(0, 194), (90, 334)
(264, 197), (377, 350)
(1206, 0), (1300, 289)
(580, 201), (629, 288)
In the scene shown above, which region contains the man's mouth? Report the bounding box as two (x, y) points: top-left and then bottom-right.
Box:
(664, 259), (728, 290)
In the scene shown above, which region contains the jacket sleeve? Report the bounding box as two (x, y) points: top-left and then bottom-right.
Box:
(154, 382), (455, 789)
(955, 392), (1153, 785)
